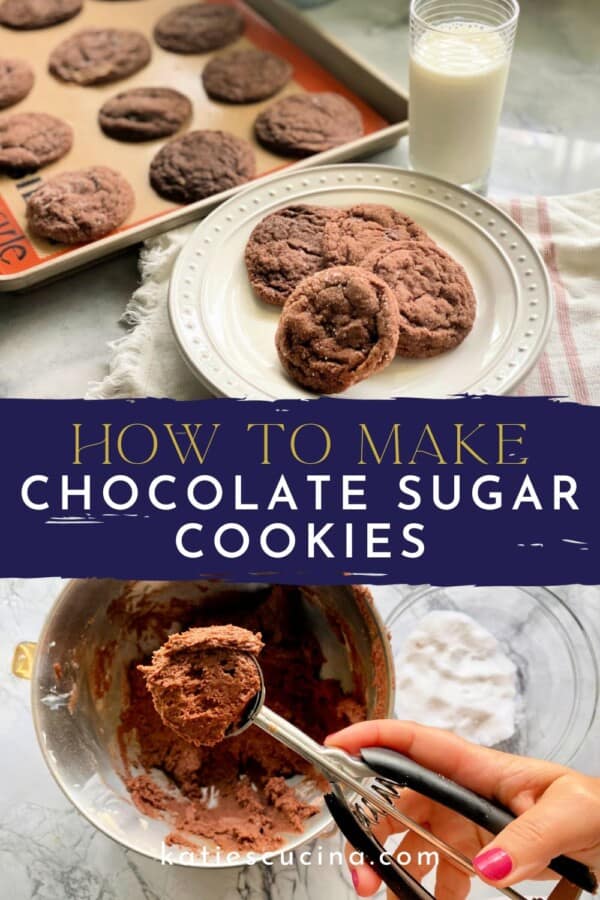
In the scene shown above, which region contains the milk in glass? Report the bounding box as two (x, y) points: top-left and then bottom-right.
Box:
(409, 22), (511, 187)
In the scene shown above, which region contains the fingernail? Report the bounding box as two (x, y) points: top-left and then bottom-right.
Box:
(350, 867), (359, 890)
(473, 848), (513, 881)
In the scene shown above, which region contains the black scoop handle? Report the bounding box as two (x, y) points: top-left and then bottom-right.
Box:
(361, 747), (597, 894)
(325, 785), (435, 900)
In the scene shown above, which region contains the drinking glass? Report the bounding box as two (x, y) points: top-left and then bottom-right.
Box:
(409, 0), (519, 192)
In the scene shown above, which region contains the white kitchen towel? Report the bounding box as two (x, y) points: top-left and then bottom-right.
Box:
(88, 190), (600, 403)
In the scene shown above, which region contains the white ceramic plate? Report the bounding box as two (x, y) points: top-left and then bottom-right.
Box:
(169, 164), (553, 398)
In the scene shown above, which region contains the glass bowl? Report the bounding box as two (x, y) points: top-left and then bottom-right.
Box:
(385, 586), (598, 765)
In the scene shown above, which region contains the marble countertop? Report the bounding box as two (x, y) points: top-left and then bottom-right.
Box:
(0, 0), (599, 399)
(2, 579), (600, 900)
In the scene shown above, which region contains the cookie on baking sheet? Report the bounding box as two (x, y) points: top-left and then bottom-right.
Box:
(254, 92), (363, 157)
(0, 59), (34, 109)
(154, 3), (244, 54)
(99, 87), (192, 142)
(26, 165), (134, 244)
(364, 241), (476, 358)
(275, 266), (399, 394)
(0, 0), (81, 29)
(202, 48), (292, 103)
(49, 28), (151, 86)
(0, 112), (72, 176)
(149, 129), (255, 203)
(323, 203), (432, 266)
(245, 204), (341, 307)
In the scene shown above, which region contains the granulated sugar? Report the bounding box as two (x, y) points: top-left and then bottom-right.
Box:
(394, 611), (518, 746)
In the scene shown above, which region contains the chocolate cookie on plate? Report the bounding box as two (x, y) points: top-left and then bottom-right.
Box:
(0, 111), (72, 176)
(26, 165), (134, 243)
(323, 203), (432, 266)
(154, 3), (244, 54)
(245, 204), (340, 307)
(202, 48), (292, 103)
(49, 28), (151, 86)
(0, 59), (34, 109)
(275, 266), (399, 394)
(99, 87), (192, 142)
(0, 0), (81, 29)
(364, 241), (477, 358)
(255, 92), (363, 157)
(150, 129), (255, 203)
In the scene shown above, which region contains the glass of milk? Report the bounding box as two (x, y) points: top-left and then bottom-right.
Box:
(409, 0), (519, 192)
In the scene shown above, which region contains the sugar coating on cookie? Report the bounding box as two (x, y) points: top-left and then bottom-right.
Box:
(0, 111), (72, 176)
(0, 59), (34, 109)
(323, 203), (431, 266)
(245, 204), (341, 307)
(0, 0), (81, 29)
(255, 92), (364, 157)
(275, 266), (399, 394)
(154, 3), (244, 54)
(26, 165), (134, 244)
(49, 28), (151, 86)
(202, 48), (292, 103)
(150, 129), (255, 203)
(364, 241), (477, 358)
(99, 87), (192, 142)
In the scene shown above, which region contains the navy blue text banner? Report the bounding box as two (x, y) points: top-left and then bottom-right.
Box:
(0, 397), (597, 584)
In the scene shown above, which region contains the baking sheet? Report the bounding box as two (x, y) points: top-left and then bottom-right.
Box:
(0, 0), (408, 290)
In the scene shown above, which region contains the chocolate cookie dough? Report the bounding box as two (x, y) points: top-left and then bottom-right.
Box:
(254, 92), (363, 157)
(275, 266), (399, 394)
(323, 203), (431, 266)
(49, 28), (151, 86)
(0, 112), (72, 176)
(26, 165), (134, 243)
(99, 87), (192, 142)
(202, 48), (292, 103)
(0, 59), (34, 109)
(140, 625), (263, 748)
(364, 241), (477, 357)
(0, 0), (81, 29)
(118, 585), (366, 853)
(245, 204), (340, 307)
(154, 3), (244, 54)
(150, 129), (255, 203)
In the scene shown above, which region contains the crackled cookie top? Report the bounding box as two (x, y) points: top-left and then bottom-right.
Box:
(255, 92), (363, 157)
(276, 265), (399, 394)
(364, 241), (476, 358)
(323, 203), (431, 266)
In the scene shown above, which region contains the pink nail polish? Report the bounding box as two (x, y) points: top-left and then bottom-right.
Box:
(474, 848), (513, 881)
(350, 868), (359, 890)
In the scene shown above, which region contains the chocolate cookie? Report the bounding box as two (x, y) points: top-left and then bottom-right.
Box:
(0, 112), (72, 176)
(49, 28), (151, 86)
(150, 129), (255, 203)
(0, 0), (81, 29)
(255, 92), (363, 157)
(323, 203), (431, 266)
(154, 3), (244, 54)
(275, 266), (399, 394)
(245, 204), (340, 307)
(26, 165), (134, 243)
(0, 59), (34, 109)
(202, 48), (292, 103)
(364, 241), (476, 358)
(99, 87), (192, 142)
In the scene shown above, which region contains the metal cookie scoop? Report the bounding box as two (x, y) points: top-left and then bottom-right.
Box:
(229, 656), (595, 900)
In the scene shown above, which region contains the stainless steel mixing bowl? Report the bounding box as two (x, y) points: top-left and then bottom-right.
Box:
(31, 579), (394, 867)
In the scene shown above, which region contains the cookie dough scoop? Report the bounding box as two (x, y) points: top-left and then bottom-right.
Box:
(141, 624), (591, 900)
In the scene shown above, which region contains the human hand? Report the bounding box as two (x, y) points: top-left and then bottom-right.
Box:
(325, 720), (600, 900)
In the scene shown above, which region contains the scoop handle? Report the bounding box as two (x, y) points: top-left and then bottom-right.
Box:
(361, 747), (597, 894)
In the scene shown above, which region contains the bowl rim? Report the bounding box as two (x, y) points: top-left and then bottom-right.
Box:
(31, 578), (396, 868)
